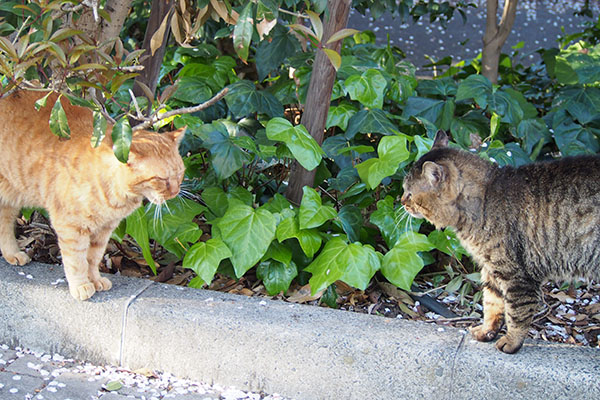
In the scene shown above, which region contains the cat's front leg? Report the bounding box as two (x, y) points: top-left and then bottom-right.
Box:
(495, 277), (541, 354)
(0, 205), (31, 266)
(470, 268), (504, 342)
(86, 224), (117, 292)
(53, 222), (96, 300)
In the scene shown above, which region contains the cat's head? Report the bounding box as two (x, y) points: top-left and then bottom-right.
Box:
(401, 130), (488, 229)
(126, 127), (186, 205)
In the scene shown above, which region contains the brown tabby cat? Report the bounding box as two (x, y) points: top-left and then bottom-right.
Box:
(401, 130), (600, 353)
(0, 90), (185, 300)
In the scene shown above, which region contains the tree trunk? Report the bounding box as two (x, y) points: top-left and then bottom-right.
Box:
(481, 0), (518, 84)
(132, 0), (175, 105)
(285, 0), (352, 205)
(77, 0), (134, 44)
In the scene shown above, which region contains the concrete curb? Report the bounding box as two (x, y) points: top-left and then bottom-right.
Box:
(1, 261), (598, 399)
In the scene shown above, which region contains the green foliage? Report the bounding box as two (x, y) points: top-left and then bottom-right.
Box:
(7, 0), (600, 304)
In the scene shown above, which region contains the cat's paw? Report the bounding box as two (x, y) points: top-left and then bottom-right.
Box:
(495, 336), (523, 354)
(69, 282), (96, 301)
(4, 251), (31, 266)
(469, 325), (499, 342)
(92, 277), (112, 292)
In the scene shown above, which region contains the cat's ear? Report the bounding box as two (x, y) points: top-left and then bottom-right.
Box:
(422, 161), (445, 186)
(169, 127), (186, 146)
(432, 130), (449, 148)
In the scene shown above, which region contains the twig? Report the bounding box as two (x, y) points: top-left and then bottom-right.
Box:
(132, 87), (228, 131)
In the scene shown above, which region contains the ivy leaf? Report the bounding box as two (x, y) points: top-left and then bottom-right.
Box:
(256, 25), (301, 80)
(326, 101), (357, 130)
(257, 259), (298, 295)
(172, 76), (212, 104)
(403, 97), (455, 130)
(183, 238), (232, 285)
(126, 207), (156, 274)
(216, 202), (276, 277)
(344, 109), (398, 139)
(337, 205), (362, 243)
(112, 118), (132, 163)
(355, 135), (410, 189)
(344, 69), (387, 109)
(276, 216), (322, 258)
(49, 96), (70, 139)
(266, 117), (324, 170)
(306, 238), (381, 294)
(455, 74), (493, 108)
(91, 111), (107, 148)
(428, 228), (468, 258)
(380, 231), (434, 290)
(204, 128), (251, 180)
(233, 2), (253, 62)
(370, 196), (421, 249)
(299, 186), (337, 230)
(225, 80), (284, 118)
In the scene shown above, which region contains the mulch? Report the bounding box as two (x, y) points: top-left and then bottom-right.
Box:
(15, 213), (600, 349)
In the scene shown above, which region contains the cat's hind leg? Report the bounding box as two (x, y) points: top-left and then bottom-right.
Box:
(495, 277), (541, 354)
(470, 268), (504, 342)
(0, 205), (30, 266)
(86, 225), (115, 292)
(53, 221), (96, 300)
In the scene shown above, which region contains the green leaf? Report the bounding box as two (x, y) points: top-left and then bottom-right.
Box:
(455, 74), (493, 108)
(203, 127), (251, 180)
(105, 381), (123, 392)
(233, 2), (253, 62)
(428, 228), (467, 258)
(515, 118), (550, 155)
(276, 216), (322, 258)
(112, 118), (132, 163)
(257, 259), (298, 295)
(147, 198), (206, 257)
(49, 96), (70, 139)
(355, 135), (410, 189)
(299, 186), (337, 230)
(266, 117), (324, 170)
(344, 69), (387, 109)
(225, 80), (284, 118)
(337, 205), (362, 243)
(216, 203), (276, 277)
(262, 240), (292, 264)
(256, 25), (301, 80)
(91, 111), (107, 148)
(34, 92), (51, 110)
(306, 238), (380, 294)
(403, 97), (455, 130)
(344, 109), (398, 139)
(183, 238), (232, 285)
(173, 76), (212, 104)
(326, 102), (357, 130)
(380, 231), (434, 290)
(126, 207), (156, 274)
(370, 196), (421, 249)
(555, 56), (579, 85)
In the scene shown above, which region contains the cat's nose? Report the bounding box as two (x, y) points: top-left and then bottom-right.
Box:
(400, 193), (410, 205)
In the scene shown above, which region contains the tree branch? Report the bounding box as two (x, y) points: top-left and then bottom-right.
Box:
(132, 87), (228, 131)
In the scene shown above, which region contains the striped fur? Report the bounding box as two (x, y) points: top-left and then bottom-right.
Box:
(0, 90), (185, 300)
(401, 131), (600, 353)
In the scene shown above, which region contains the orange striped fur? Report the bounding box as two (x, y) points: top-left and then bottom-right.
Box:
(0, 90), (185, 300)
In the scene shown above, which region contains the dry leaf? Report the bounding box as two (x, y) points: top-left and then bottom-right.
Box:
(150, 11), (171, 56)
(286, 284), (323, 303)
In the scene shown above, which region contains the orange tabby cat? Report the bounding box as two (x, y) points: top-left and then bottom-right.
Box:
(0, 90), (185, 300)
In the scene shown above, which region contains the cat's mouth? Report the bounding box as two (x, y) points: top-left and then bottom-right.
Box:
(404, 207), (424, 219)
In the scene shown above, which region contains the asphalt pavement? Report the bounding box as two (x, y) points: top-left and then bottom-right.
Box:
(0, 261), (598, 400)
(348, 0), (599, 73)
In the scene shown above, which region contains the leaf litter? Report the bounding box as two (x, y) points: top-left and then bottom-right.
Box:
(15, 212), (600, 349)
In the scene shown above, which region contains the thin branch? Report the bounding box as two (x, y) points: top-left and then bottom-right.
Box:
(132, 87), (228, 131)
